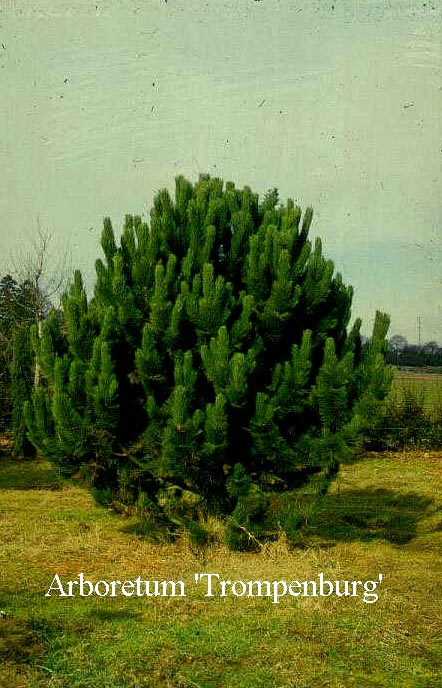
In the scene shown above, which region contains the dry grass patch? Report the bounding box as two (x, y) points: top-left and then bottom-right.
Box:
(0, 451), (441, 687)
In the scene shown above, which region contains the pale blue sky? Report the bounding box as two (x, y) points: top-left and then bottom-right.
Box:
(1, 0), (441, 342)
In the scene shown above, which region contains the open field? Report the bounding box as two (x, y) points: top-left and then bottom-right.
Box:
(1, 451), (441, 687)
(392, 368), (442, 414)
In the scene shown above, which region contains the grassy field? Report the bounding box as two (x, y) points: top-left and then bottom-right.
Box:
(392, 368), (442, 413)
(1, 451), (441, 688)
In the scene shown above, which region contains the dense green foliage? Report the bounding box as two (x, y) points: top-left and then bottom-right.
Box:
(11, 324), (34, 456)
(366, 381), (442, 451)
(0, 275), (38, 435)
(24, 175), (392, 543)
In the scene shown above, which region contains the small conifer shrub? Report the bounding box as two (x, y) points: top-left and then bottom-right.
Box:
(25, 175), (392, 545)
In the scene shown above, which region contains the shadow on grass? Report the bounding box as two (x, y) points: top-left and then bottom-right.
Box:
(0, 617), (46, 664)
(302, 488), (434, 545)
(120, 519), (174, 543)
(92, 608), (145, 623)
(121, 487), (435, 549)
(1, 453), (434, 549)
(0, 457), (63, 491)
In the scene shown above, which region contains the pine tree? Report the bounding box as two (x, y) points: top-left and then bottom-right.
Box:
(25, 175), (393, 544)
(11, 324), (34, 456)
(0, 274), (44, 433)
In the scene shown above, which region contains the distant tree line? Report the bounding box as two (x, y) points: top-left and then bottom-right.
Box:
(0, 229), (66, 451)
(0, 275), (36, 430)
(387, 334), (442, 368)
(0, 273), (52, 455)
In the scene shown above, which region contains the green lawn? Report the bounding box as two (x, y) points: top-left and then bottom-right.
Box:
(392, 369), (442, 414)
(1, 451), (441, 687)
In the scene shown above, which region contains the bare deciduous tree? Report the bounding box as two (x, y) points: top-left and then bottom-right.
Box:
(9, 221), (71, 385)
